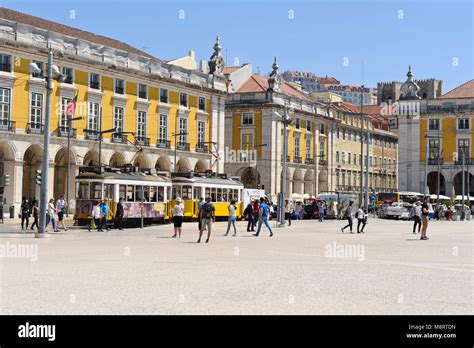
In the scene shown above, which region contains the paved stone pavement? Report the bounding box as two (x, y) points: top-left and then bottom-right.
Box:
(0, 218), (472, 315)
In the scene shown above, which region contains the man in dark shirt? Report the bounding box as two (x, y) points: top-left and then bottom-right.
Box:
(420, 196), (430, 240)
(115, 197), (124, 230)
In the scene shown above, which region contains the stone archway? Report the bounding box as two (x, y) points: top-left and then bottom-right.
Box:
(427, 171), (446, 195)
(0, 141), (16, 177)
(304, 170), (314, 196)
(453, 171), (474, 196)
(54, 147), (77, 203)
(238, 167), (259, 189)
(133, 153), (150, 169)
(176, 157), (192, 173)
(22, 144), (44, 201)
(194, 159), (209, 173)
(293, 168), (304, 195)
(318, 170), (328, 192)
(109, 152), (126, 168)
(155, 156), (171, 172)
(83, 150), (99, 167)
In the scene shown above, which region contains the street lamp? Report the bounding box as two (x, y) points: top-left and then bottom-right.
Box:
(30, 46), (66, 238)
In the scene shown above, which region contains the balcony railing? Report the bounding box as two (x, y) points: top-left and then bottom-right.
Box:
(455, 158), (474, 165)
(84, 129), (99, 140)
(26, 122), (44, 135)
(0, 63), (11, 72)
(319, 158), (327, 165)
(293, 156), (302, 163)
(177, 142), (190, 151)
(138, 91), (147, 99)
(115, 87), (124, 94)
(136, 136), (150, 146)
(90, 81), (100, 90)
(0, 120), (15, 132)
(56, 126), (77, 138)
(195, 143), (209, 153)
(305, 158), (315, 165)
(156, 139), (171, 149)
(111, 133), (127, 144)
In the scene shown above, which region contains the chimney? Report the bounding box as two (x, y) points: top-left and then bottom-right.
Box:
(199, 59), (207, 73)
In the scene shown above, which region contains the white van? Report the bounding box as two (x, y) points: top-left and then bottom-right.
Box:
(242, 189), (266, 207)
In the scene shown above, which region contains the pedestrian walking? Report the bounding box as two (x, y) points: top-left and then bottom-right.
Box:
(253, 199), (260, 228)
(55, 195), (68, 231)
(253, 197), (273, 237)
(412, 201), (421, 234)
(20, 198), (30, 230)
(244, 201), (255, 232)
(46, 198), (57, 232)
(356, 204), (366, 233)
(100, 198), (109, 231)
(172, 197), (184, 238)
(318, 201), (325, 222)
(198, 196), (215, 243)
(420, 196), (430, 240)
(197, 197), (204, 232)
(30, 200), (39, 230)
(115, 197), (124, 230)
(295, 202), (303, 220)
(224, 199), (238, 236)
(92, 201), (103, 232)
(284, 200), (292, 226)
(341, 201), (354, 233)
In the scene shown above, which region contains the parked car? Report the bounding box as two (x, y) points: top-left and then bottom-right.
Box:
(385, 202), (412, 220)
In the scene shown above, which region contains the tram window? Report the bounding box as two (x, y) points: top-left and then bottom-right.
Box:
(126, 185), (135, 202)
(77, 182), (89, 199)
(104, 184), (114, 200)
(210, 188), (217, 202)
(228, 189), (233, 201)
(222, 188), (228, 202)
(205, 188), (210, 199)
(143, 186), (150, 202)
(172, 186), (179, 200)
(150, 186), (157, 202)
(166, 186), (170, 201)
(158, 187), (164, 202)
(119, 185), (126, 201)
(193, 187), (202, 200)
(90, 182), (102, 200)
(182, 185), (192, 200)
(216, 188), (222, 202)
(135, 186), (143, 201)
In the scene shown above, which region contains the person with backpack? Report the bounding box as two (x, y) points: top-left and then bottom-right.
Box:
(172, 197), (184, 238)
(253, 197), (273, 237)
(198, 196), (215, 243)
(341, 201), (354, 233)
(244, 201), (255, 232)
(224, 199), (238, 236)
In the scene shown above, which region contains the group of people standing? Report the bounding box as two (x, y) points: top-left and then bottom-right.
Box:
(20, 196), (68, 232)
(90, 197), (122, 232)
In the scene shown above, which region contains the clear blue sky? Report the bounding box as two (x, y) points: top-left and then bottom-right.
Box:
(3, 0), (472, 92)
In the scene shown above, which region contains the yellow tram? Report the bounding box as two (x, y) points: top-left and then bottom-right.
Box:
(74, 167), (172, 226)
(170, 172), (244, 220)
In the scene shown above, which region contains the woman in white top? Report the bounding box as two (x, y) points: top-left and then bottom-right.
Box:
(224, 199), (237, 236)
(172, 197), (184, 238)
(356, 204), (366, 233)
(92, 201), (103, 232)
(46, 198), (57, 232)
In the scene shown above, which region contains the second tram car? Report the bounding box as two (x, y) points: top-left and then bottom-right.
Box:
(170, 172), (244, 220)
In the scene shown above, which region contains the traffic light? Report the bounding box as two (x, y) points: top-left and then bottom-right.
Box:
(35, 170), (42, 186)
(2, 174), (9, 187)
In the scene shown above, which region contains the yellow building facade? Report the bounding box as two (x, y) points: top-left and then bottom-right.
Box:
(0, 8), (228, 214)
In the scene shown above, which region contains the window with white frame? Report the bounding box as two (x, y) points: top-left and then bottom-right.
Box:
(242, 113), (253, 125)
(348, 152), (351, 164)
(428, 118), (440, 130)
(88, 102), (100, 131)
(60, 97), (71, 129)
(458, 139), (470, 158)
(241, 133), (253, 152)
(137, 111), (147, 140)
(0, 88), (11, 127)
(294, 136), (300, 158)
(90, 73), (100, 89)
(115, 79), (124, 94)
(158, 114), (167, 142)
(198, 97), (206, 111)
(336, 151), (340, 163)
(306, 120), (311, 132)
(160, 89), (168, 103)
(113, 107), (124, 138)
(178, 118), (187, 144)
(138, 84), (147, 99)
(30, 92), (43, 129)
(197, 121), (205, 145)
(62, 67), (73, 84)
(179, 93), (188, 107)
(0, 54), (12, 72)
(342, 152), (346, 164)
(305, 138), (311, 158)
(458, 118), (470, 130)
(295, 118), (300, 129)
(320, 141), (325, 160)
(428, 139), (439, 159)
